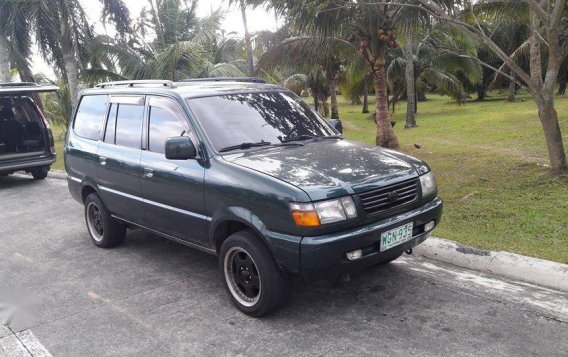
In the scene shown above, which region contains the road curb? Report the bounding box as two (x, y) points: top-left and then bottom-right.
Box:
(48, 170), (67, 180)
(414, 237), (568, 293)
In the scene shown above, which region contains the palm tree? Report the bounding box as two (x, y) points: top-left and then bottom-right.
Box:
(95, 1), (245, 82)
(258, 37), (356, 119)
(227, 0), (266, 77)
(1, 0), (131, 107)
(268, 0), (406, 149)
(386, 26), (482, 114)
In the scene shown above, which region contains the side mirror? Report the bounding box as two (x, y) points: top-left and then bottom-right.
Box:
(165, 136), (197, 160)
(328, 119), (343, 134)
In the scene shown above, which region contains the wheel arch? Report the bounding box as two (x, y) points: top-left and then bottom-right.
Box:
(210, 207), (273, 255)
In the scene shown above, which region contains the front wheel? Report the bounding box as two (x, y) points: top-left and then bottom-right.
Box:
(84, 193), (126, 248)
(219, 230), (289, 317)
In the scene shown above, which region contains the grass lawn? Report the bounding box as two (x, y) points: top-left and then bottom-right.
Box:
(49, 91), (568, 263)
(340, 91), (568, 264)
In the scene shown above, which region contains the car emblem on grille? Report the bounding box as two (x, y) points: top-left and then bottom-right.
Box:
(387, 191), (399, 202)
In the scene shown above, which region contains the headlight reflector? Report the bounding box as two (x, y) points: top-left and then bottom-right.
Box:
(290, 196), (358, 227)
(420, 171), (437, 197)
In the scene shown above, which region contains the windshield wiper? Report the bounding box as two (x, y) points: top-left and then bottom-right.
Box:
(316, 135), (343, 140)
(219, 141), (273, 153)
(281, 135), (317, 143)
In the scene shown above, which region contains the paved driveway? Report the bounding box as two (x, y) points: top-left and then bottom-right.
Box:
(1, 174), (567, 356)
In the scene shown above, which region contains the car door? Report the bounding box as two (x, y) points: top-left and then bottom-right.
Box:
(139, 95), (208, 246)
(96, 95), (146, 225)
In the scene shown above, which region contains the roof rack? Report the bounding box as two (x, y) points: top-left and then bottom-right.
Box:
(95, 80), (175, 89)
(179, 77), (267, 84)
(0, 82), (40, 88)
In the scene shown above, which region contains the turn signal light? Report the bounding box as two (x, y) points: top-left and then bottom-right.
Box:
(291, 209), (321, 227)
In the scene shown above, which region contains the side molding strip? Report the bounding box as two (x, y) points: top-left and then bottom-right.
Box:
(99, 185), (212, 221)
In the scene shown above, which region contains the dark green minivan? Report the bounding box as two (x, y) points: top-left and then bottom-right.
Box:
(65, 79), (442, 316)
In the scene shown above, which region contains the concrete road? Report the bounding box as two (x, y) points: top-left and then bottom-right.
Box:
(1, 174), (567, 357)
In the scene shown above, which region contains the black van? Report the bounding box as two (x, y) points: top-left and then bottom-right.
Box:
(65, 79), (443, 316)
(0, 83), (58, 179)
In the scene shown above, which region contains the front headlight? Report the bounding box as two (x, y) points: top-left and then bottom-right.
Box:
(290, 196), (358, 227)
(420, 171), (437, 197)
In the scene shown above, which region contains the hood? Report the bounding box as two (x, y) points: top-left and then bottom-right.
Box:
(224, 139), (419, 201)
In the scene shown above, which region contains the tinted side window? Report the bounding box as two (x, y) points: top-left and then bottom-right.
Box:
(74, 95), (107, 140)
(115, 104), (144, 149)
(104, 104), (118, 144)
(148, 97), (189, 154)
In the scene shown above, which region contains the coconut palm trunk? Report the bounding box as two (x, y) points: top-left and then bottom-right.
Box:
(240, 0), (255, 77)
(362, 85), (369, 113)
(329, 77), (339, 119)
(507, 78), (516, 102)
(62, 43), (80, 108)
(0, 37), (10, 82)
(404, 32), (416, 128)
(373, 60), (399, 149)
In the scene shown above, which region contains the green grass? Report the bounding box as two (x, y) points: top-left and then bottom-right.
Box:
(50, 92), (568, 263)
(51, 126), (66, 172)
(340, 92), (568, 264)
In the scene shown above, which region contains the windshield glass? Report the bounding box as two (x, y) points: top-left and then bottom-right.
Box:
(187, 91), (336, 151)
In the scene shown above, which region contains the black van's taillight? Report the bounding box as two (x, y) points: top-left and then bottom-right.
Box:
(47, 128), (55, 152)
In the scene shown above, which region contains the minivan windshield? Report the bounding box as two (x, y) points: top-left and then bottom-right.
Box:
(187, 91), (337, 152)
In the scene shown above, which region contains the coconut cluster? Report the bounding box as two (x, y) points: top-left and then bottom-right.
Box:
(348, 27), (399, 54)
(378, 28), (399, 49)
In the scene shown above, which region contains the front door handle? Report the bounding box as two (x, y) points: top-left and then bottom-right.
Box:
(99, 157), (107, 166)
(144, 168), (154, 178)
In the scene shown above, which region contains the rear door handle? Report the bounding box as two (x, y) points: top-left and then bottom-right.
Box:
(99, 157), (107, 166)
(144, 168), (154, 178)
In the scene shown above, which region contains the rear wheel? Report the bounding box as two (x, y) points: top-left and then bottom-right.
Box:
(31, 166), (49, 180)
(219, 230), (288, 317)
(84, 193), (126, 248)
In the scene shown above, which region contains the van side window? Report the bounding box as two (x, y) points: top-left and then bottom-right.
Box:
(148, 97), (190, 154)
(74, 95), (107, 140)
(104, 104), (118, 144)
(115, 104), (144, 149)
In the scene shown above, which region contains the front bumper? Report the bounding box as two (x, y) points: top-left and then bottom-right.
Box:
(300, 197), (443, 278)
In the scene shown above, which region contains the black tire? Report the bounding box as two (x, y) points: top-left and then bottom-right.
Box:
(84, 193), (126, 248)
(219, 230), (289, 317)
(31, 166), (49, 180)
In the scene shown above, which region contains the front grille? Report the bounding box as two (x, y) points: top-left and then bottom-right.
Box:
(357, 179), (419, 214)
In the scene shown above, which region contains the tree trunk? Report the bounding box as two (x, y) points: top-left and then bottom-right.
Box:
(373, 62), (399, 149)
(149, 0), (166, 48)
(0, 37), (11, 83)
(404, 32), (416, 129)
(528, 10), (566, 170)
(477, 85), (486, 101)
(507, 79), (516, 102)
(321, 98), (330, 118)
(534, 94), (567, 170)
(240, 0), (255, 77)
(557, 72), (567, 96)
(362, 86), (369, 114)
(329, 77), (339, 119)
(63, 50), (80, 108)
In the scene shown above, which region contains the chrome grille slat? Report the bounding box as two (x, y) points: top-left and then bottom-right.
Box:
(357, 179), (419, 214)
(360, 186), (417, 203)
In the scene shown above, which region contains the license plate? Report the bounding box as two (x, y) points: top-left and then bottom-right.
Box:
(380, 223), (414, 252)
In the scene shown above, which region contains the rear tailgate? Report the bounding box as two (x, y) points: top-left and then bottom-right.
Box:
(0, 83), (58, 169)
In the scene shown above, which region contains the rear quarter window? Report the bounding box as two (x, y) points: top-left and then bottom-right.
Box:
(73, 95), (108, 140)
